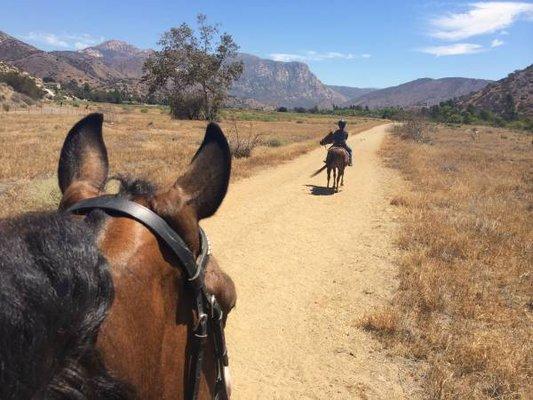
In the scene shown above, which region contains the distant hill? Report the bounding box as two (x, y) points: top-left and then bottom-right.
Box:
(230, 53), (347, 108)
(0, 31), (142, 91)
(459, 64), (532, 118)
(1, 30), (507, 111)
(351, 77), (492, 109)
(79, 40), (152, 78)
(0, 61), (46, 106)
(326, 85), (376, 102)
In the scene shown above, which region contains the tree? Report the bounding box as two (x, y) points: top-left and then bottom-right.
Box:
(143, 14), (243, 120)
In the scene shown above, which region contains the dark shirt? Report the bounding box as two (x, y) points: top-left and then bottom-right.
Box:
(332, 129), (348, 144)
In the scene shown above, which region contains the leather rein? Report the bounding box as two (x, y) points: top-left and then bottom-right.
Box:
(67, 196), (229, 400)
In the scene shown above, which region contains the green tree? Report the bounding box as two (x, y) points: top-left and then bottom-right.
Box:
(143, 14), (243, 120)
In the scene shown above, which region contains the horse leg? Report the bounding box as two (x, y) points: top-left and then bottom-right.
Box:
(333, 168), (337, 192)
(340, 167), (345, 186)
(327, 167), (331, 188)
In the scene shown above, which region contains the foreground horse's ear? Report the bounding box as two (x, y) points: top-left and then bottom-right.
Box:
(58, 113), (108, 194)
(175, 122), (231, 219)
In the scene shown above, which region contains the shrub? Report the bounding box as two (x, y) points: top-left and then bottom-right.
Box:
(169, 92), (204, 120)
(276, 106), (288, 112)
(2, 104), (10, 112)
(391, 118), (433, 143)
(0, 72), (44, 100)
(227, 121), (262, 158)
(140, 108), (149, 113)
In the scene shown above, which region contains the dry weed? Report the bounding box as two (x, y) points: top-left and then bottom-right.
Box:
(380, 125), (532, 399)
(0, 103), (382, 217)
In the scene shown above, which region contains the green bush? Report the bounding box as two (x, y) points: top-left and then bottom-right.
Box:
(169, 92), (204, 120)
(0, 72), (44, 100)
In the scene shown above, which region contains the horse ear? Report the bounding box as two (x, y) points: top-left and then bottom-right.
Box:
(175, 122), (231, 219)
(58, 113), (108, 194)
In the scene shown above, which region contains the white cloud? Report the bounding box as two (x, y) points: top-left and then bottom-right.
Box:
(419, 43), (485, 56)
(491, 38), (504, 47)
(430, 2), (533, 40)
(269, 51), (371, 62)
(24, 32), (104, 50)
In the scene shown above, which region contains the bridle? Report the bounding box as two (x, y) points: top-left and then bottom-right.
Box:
(67, 195), (230, 400)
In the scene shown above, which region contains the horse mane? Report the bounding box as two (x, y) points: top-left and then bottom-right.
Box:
(0, 211), (135, 399)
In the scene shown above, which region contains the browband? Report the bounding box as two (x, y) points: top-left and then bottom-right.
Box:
(67, 195), (209, 288)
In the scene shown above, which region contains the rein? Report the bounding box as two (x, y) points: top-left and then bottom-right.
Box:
(67, 196), (229, 400)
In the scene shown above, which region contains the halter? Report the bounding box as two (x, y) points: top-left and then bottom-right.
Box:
(67, 196), (229, 400)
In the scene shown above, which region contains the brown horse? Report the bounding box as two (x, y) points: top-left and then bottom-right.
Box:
(0, 113), (236, 399)
(311, 131), (349, 192)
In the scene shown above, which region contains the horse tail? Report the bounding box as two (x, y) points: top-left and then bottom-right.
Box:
(310, 164), (327, 177)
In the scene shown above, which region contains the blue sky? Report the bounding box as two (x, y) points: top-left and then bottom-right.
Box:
(2, 0), (532, 88)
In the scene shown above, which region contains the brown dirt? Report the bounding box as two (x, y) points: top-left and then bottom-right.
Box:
(203, 124), (422, 399)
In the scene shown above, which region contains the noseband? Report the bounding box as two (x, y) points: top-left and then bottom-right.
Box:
(67, 196), (229, 400)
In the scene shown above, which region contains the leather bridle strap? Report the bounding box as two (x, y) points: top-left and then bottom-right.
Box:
(67, 196), (229, 400)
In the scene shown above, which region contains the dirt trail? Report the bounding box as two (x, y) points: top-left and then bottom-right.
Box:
(203, 124), (420, 399)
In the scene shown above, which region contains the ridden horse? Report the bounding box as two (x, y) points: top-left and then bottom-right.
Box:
(0, 113), (236, 399)
(311, 131), (350, 192)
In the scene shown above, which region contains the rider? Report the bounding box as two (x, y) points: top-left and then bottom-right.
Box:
(331, 119), (352, 166)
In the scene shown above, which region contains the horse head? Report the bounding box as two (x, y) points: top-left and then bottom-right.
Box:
(57, 113), (236, 399)
(320, 131), (334, 146)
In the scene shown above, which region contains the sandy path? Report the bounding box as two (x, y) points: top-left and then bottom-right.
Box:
(203, 124), (420, 399)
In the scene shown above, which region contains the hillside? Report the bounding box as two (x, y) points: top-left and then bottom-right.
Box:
(459, 64), (532, 117)
(0, 31), (142, 90)
(230, 53), (347, 108)
(0, 61), (46, 106)
(0, 30), (506, 111)
(326, 85), (376, 101)
(79, 40), (152, 78)
(351, 77), (492, 109)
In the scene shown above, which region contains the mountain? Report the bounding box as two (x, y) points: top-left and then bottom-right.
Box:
(0, 31), (40, 61)
(0, 31), (102, 86)
(326, 85), (376, 101)
(79, 40), (152, 78)
(458, 64), (532, 118)
(0, 30), (136, 88)
(350, 77), (492, 109)
(0, 30), (505, 111)
(230, 53), (347, 108)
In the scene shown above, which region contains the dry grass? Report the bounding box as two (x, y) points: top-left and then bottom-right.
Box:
(0, 103), (382, 217)
(372, 124), (532, 399)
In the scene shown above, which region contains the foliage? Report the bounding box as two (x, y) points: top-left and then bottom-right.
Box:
(424, 99), (531, 131)
(168, 90), (204, 119)
(60, 80), (139, 104)
(276, 106), (288, 112)
(143, 14), (243, 120)
(0, 72), (44, 100)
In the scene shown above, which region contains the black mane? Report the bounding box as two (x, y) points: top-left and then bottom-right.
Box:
(0, 212), (135, 399)
(109, 175), (157, 198)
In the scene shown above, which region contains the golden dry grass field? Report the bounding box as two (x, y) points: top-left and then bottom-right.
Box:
(0, 104), (381, 218)
(364, 124), (532, 399)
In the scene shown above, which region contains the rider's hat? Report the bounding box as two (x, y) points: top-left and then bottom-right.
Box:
(338, 119), (347, 127)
